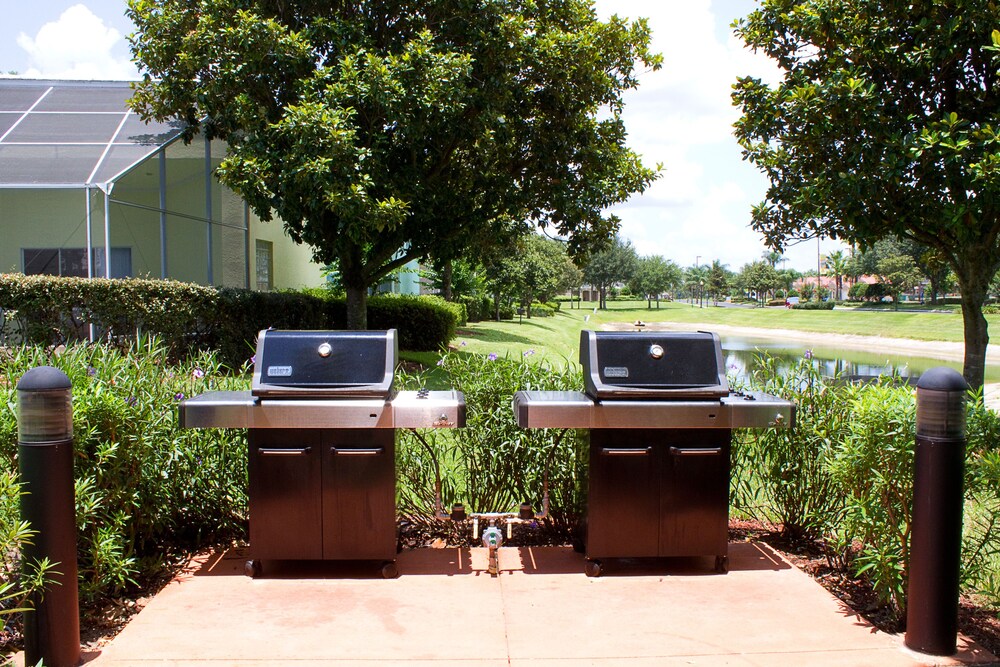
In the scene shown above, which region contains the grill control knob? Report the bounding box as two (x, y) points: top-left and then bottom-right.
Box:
(317, 342), (332, 358)
(649, 344), (664, 360)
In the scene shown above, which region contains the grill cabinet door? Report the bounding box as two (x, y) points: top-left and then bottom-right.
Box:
(659, 429), (730, 557)
(586, 430), (660, 558)
(248, 429), (323, 559)
(322, 429), (396, 560)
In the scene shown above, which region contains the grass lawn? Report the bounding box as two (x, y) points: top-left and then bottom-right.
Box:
(447, 299), (986, 362)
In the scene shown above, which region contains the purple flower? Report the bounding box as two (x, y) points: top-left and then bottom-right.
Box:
(174, 392), (185, 401)
(192, 368), (205, 379)
(804, 349), (814, 360)
(86, 367), (97, 377)
(436, 358), (445, 366)
(250, 355), (256, 365)
(487, 353), (498, 361)
(126, 397), (137, 406)
(523, 349), (536, 357)
(460, 341), (467, 347)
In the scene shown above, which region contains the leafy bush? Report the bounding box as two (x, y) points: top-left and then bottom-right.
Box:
(528, 302), (556, 317)
(826, 381), (915, 616)
(738, 355), (1000, 623)
(458, 295), (492, 323)
(848, 282), (888, 302)
(368, 295), (459, 351)
(0, 275), (460, 367)
(396, 351), (588, 533)
(792, 300), (836, 310)
(0, 274), (217, 350)
(735, 354), (845, 541)
(0, 340), (249, 605)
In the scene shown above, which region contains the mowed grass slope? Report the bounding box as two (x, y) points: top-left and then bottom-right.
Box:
(450, 300), (979, 362)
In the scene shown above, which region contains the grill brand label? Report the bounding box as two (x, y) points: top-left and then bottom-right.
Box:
(267, 365), (293, 377)
(603, 366), (629, 378)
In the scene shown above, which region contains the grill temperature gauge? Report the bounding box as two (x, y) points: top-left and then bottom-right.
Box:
(649, 344), (664, 359)
(317, 342), (332, 358)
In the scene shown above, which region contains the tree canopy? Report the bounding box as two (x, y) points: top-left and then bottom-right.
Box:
(630, 255), (681, 308)
(733, 0), (1000, 387)
(582, 235), (637, 309)
(127, 0), (662, 328)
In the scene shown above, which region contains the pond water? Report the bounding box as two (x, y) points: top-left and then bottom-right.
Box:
(721, 334), (1000, 385)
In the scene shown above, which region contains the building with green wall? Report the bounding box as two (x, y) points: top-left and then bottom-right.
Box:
(0, 79), (324, 291)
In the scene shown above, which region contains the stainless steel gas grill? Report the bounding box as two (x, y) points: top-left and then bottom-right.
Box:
(513, 329), (794, 576)
(180, 329), (465, 579)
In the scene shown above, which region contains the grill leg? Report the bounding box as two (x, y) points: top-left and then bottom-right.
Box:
(585, 559), (602, 577)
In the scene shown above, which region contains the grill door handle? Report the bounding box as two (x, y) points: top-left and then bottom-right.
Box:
(259, 447), (312, 456)
(600, 447), (652, 456)
(669, 446), (722, 457)
(331, 447), (384, 456)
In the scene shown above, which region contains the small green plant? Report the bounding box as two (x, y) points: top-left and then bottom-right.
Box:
(963, 396), (1000, 609)
(0, 338), (249, 606)
(826, 380), (915, 620)
(737, 352), (845, 541)
(396, 350), (588, 534)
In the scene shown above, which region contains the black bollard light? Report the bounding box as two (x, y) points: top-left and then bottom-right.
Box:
(905, 366), (967, 656)
(17, 366), (81, 667)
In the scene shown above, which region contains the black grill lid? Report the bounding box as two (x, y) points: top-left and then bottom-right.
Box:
(580, 329), (729, 400)
(251, 329), (397, 398)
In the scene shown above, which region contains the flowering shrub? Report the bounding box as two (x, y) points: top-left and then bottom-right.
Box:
(0, 339), (249, 605)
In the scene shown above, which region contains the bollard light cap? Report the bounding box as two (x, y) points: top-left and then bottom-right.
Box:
(17, 366), (73, 444)
(16, 366), (72, 392)
(916, 367), (968, 393)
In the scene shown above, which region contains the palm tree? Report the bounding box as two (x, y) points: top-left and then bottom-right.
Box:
(762, 250), (785, 268)
(826, 250), (849, 300)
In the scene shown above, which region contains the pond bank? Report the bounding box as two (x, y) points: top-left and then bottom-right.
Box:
(602, 321), (1000, 411)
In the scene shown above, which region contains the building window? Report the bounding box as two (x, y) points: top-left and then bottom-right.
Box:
(255, 240), (273, 291)
(22, 248), (131, 278)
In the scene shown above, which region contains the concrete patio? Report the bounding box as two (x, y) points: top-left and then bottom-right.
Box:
(32, 541), (994, 667)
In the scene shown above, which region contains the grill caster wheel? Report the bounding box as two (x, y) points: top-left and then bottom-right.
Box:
(381, 561), (399, 579)
(585, 560), (602, 578)
(714, 555), (729, 574)
(245, 559), (261, 578)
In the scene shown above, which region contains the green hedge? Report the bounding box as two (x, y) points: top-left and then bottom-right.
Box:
(792, 300), (836, 310)
(848, 282), (888, 302)
(458, 295), (492, 322)
(0, 274), (459, 366)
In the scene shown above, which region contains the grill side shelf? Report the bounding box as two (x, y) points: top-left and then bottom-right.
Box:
(513, 390), (795, 430)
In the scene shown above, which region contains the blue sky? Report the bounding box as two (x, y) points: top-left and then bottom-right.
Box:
(1, 1), (847, 272)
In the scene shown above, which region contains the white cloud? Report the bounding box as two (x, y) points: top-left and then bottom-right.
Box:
(588, 0), (832, 270)
(15, 4), (137, 80)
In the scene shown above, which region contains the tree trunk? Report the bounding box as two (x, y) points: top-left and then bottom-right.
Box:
(345, 283), (368, 330)
(493, 288), (502, 321)
(599, 286), (607, 310)
(340, 243), (368, 330)
(442, 260), (453, 301)
(958, 275), (990, 390)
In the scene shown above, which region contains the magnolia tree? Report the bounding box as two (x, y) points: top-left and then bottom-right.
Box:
(128, 0), (662, 329)
(734, 0), (1000, 387)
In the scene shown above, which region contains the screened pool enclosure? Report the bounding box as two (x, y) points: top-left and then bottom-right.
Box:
(0, 79), (322, 290)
